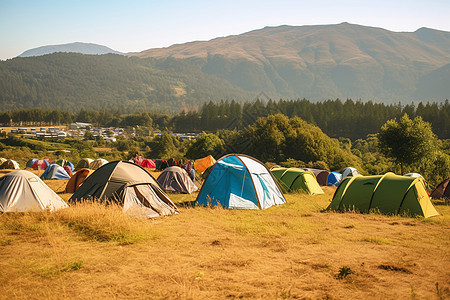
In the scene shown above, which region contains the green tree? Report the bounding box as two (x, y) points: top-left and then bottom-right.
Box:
(186, 132), (224, 159)
(378, 114), (439, 174)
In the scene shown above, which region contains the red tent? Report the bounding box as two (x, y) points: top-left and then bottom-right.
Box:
(141, 159), (156, 169)
(32, 159), (49, 170)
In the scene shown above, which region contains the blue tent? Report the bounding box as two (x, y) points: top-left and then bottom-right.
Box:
(26, 158), (38, 168)
(40, 164), (71, 180)
(196, 154), (286, 209)
(327, 172), (343, 186)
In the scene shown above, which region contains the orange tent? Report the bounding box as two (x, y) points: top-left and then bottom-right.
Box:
(194, 155), (216, 174)
(65, 168), (93, 193)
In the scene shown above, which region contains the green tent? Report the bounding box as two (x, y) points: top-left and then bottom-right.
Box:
(328, 172), (439, 218)
(271, 167), (324, 195)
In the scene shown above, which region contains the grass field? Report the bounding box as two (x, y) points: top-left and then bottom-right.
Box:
(0, 172), (449, 299)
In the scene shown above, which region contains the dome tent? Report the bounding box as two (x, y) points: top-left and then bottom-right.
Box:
(194, 155), (216, 174)
(157, 166), (198, 194)
(90, 158), (108, 170)
(196, 154), (286, 209)
(40, 164), (71, 180)
(326, 172), (343, 186)
(141, 159), (156, 169)
(65, 168), (93, 193)
(342, 167), (360, 178)
(32, 159), (49, 170)
(55, 159), (75, 171)
(328, 172), (438, 218)
(75, 158), (93, 170)
(0, 170), (68, 212)
(0, 159), (20, 170)
(431, 178), (450, 200)
(271, 168), (324, 195)
(70, 161), (178, 218)
(26, 158), (38, 168)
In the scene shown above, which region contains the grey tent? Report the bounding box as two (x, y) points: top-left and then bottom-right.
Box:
(0, 170), (68, 212)
(70, 161), (178, 218)
(157, 166), (198, 194)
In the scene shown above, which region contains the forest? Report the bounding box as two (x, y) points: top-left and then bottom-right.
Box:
(1, 98), (448, 139)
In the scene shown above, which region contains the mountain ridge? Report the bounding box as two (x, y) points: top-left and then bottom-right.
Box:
(1, 23), (449, 113)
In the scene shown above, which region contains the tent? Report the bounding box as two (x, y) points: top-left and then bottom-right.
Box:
(404, 173), (425, 179)
(302, 168), (330, 186)
(26, 158), (38, 168)
(75, 158), (93, 170)
(55, 159), (75, 171)
(40, 164), (71, 180)
(196, 154), (286, 209)
(194, 155), (216, 174)
(271, 168), (324, 195)
(157, 166), (198, 194)
(32, 159), (49, 170)
(430, 179), (450, 200)
(90, 158), (108, 170)
(327, 172), (343, 186)
(70, 161), (178, 218)
(0, 159), (20, 170)
(342, 167), (360, 178)
(0, 170), (68, 212)
(65, 168), (93, 193)
(141, 159), (156, 169)
(328, 172), (439, 218)
(0, 158), (7, 165)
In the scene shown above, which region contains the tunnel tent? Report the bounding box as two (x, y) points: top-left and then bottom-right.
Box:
(196, 154), (286, 209)
(70, 161), (178, 218)
(302, 168), (330, 186)
(328, 172), (439, 218)
(271, 167), (324, 195)
(0, 170), (68, 212)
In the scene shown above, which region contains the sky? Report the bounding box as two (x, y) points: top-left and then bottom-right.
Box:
(1, 0), (449, 60)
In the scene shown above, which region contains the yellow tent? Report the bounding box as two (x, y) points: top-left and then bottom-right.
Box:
(194, 155), (216, 174)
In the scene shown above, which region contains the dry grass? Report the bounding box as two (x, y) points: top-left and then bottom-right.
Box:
(0, 180), (449, 299)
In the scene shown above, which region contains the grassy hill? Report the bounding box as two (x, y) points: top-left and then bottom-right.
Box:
(0, 178), (449, 299)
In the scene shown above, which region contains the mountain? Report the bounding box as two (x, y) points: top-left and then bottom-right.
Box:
(1, 23), (449, 113)
(133, 23), (450, 102)
(18, 42), (124, 57)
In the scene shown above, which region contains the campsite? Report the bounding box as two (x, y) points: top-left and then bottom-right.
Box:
(2, 5), (450, 297)
(0, 152), (449, 299)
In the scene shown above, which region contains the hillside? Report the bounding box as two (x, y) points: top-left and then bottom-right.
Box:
(1, 23), (449, 112)
(18, 42), (124, 57)
(134, 23), (450, 102)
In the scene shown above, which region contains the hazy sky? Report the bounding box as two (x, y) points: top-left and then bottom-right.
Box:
(1, 0), (449, 60)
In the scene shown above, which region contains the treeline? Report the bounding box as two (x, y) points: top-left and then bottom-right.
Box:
(1, 98), (448, 139)
(172, 99), (450, 139)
